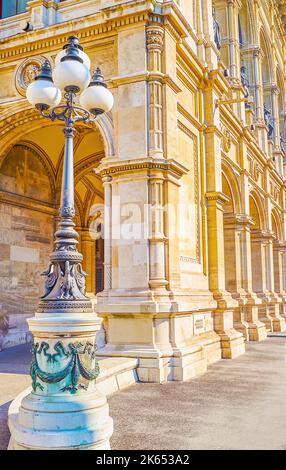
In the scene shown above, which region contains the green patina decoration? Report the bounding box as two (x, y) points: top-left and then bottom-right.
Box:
(30, 341), (100, 394)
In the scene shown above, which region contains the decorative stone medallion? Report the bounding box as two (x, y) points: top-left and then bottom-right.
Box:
(222, 128), (231, 153)
(15, 56), (50, 96)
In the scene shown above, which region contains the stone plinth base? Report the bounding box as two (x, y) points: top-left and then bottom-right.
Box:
(259, 301), (286, 332)
(212, 307), (245, 358)
(247, 322), (268, 341)
(234, 320), (267, 342)
(233, 297), (268, 342)
(96, 307), (245, 383)
(8, 387), (113, 450)
(272, 316), (286, 332)
(220, 329), (245, 359)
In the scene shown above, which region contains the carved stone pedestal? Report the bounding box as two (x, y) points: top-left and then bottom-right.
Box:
(8, 311), (113, 450)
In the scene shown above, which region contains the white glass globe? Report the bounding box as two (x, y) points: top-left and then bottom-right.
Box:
(26, 79), (62, 108)
(55, 48), (91, 70)
(53, 60), (90, 92)
(80, 85), (114, 114)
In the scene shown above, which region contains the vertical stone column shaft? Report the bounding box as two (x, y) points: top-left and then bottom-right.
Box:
(103, 175), (112, 291)
(146, 26), (164, 158)
(253, 48), (263, 121)
(271, 84), (280, 148)
(149, 177), (167, 289)
(227, 0), (238, 78)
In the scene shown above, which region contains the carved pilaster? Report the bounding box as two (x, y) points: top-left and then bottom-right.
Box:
(146, 26), (164, 157)
(102, 175), (112, 291)
(148, 177), (168, 290)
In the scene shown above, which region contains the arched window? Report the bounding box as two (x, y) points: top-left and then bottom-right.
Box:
(0, 0), (27, 19)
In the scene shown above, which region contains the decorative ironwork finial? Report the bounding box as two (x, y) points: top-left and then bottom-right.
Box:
(35, 60), (53, 83)
(89, 67), (107, 88)
(61, 36), (83, 64)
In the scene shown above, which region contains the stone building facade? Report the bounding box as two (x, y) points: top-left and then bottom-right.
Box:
(0, 0), (286, 382)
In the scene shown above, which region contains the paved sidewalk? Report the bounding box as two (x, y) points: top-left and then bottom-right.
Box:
(1, 334), (286, 450)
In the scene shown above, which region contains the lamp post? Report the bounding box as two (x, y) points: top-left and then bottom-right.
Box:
(8, 36), (114, 451)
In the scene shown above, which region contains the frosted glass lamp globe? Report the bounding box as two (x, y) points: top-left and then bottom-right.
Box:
(27, 79), (62, 109)
(53, 60), (90, 93)
(26, 60), (62, 110)
(80, 68), (114, 115)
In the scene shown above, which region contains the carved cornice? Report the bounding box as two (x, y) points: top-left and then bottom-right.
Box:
(0, 8), (151, 60)
(96, 157), (189, 180)
(251, 229), (276, 241)
(109, 71), (181, 94)
(223, 213), (255, 228)
(205, 191), (230, 207)
(0, 1), (190, 62)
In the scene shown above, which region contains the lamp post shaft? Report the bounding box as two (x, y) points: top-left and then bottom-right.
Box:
(8, 37), (114, 451)
(61, 125), (76, 217)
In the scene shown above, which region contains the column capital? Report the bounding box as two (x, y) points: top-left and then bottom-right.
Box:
(206, 191), (230, 207)
(146, 26), (165, 52)
(224, 213), (255, 228)
(96, 158), (189, 181)
(251, 229), (276, 241)
(273, 240), (286, 250)
(242, 45), (263, 59)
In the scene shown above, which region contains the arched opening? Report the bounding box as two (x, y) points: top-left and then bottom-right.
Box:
(222, 171), (238, 294)
(0, 122), (105, 349)
(249, 192), (265, 295)
(239, 0), (256, 103)
(260, 29), (274, 141)
(239, 0), (254, 48)
(277, 67), (286, 158)
(271, 209), (285, 299)
(222, 168), (257, 338)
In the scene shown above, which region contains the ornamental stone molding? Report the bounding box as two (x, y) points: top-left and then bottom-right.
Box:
(222, 127), (232, 153)
(15, 56), (50, 97)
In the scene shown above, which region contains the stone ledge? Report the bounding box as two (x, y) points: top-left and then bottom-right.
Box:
(96, 356), (138, 396)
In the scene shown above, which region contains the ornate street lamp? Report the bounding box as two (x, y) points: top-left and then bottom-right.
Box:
(8, 36), (114, 451)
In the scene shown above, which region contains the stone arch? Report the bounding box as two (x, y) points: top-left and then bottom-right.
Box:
(271, 208), (283, 241)
(259, 27), (273, 84)
(271, 208), (286, 300)
(0, 105), (111, 348)
(277, 65), (285, 149)
(0, 141), (56, 349)
(0, 105), (115, 169)
(249, 189), (267, 297)
(249, 189), (266, 230)
(222, 162), (242, 214)
(239, 0), (256, 47)
(239, 1), (259, 117)
(259, 27), (274, 134)
(222, 163), (243, 295)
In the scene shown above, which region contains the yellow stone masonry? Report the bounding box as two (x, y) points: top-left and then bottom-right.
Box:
(0, 0), (286, 382)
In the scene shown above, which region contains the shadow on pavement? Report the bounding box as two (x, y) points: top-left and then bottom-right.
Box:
(0, 400), (11, 451)
(0, 343), (31, 374)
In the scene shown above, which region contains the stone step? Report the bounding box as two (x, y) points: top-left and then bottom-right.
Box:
(96, 356), (138, 396)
